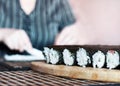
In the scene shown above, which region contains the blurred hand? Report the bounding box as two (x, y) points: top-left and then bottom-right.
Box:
(55, 23), (82, 45)
(2, 29), (32, 52)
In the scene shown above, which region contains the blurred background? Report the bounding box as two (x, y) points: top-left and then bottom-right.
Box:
(69, 0), (120, 45)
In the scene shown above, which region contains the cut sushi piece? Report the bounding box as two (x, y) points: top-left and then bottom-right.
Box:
(106, 50), (119, 69)
(92, 51), (105, 68)
(49, 48), (62, 65)
(43, 47), (51, 63)
(43, 47), (63, 65)
(76, 48), (91, 67)
(62, 49), (75, 66)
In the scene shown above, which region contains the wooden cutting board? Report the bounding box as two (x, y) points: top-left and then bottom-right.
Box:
(31, 62), (120, 82)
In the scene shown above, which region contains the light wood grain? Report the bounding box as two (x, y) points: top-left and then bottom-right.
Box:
(31, 62), (120, 82)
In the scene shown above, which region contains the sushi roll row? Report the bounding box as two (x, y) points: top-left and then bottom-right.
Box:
(43, 47), (120, 69)
(43, 47), (76, 65)
(92, 50), (120, 69)
(43, 47), (91, 67)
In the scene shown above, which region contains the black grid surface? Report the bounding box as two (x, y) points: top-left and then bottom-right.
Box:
(0, 70), (119, 86)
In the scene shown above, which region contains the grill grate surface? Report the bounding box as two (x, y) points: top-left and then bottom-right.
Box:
(0, 70), (119, 86)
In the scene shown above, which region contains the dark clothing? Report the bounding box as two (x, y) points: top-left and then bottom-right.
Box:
(0, 0), (75, 50)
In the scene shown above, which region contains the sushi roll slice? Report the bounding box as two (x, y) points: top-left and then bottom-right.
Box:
(43, 47), (50, 63)
(62, 49), (75, 66)
(106, 50), (119, 69)
(76, 48), (91, 67)
(92, 51), (105, 68)
(49, 48), (63, 65)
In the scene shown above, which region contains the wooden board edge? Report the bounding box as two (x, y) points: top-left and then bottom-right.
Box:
(31, 62), (120, 83)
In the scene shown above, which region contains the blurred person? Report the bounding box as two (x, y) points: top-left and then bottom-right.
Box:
(0, 0), (82, 55)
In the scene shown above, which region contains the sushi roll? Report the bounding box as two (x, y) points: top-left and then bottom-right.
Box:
(43, 47), (63, 64)
(92, 51), (105, 68)
(43, 47), (50, 63)
(76, 48), (91, 67)
(49, 48), (63, 65)
(62, 49), (75, 66)
(106, 50), (119, 69)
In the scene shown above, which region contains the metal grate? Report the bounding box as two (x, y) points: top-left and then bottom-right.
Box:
(0, 70), (119, 86)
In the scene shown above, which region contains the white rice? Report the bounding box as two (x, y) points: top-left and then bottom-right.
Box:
(106, 50), (119, 69)
(76, 48), (91, 67)
(49, 48), (60, 64)
(43, 47), (51, 63)
(92, 51), (105, 68)
(62, 49), (74, 66)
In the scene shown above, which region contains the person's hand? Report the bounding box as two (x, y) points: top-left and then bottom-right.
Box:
(55, 22), (84, 45)
(2, 29), (32, 52)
